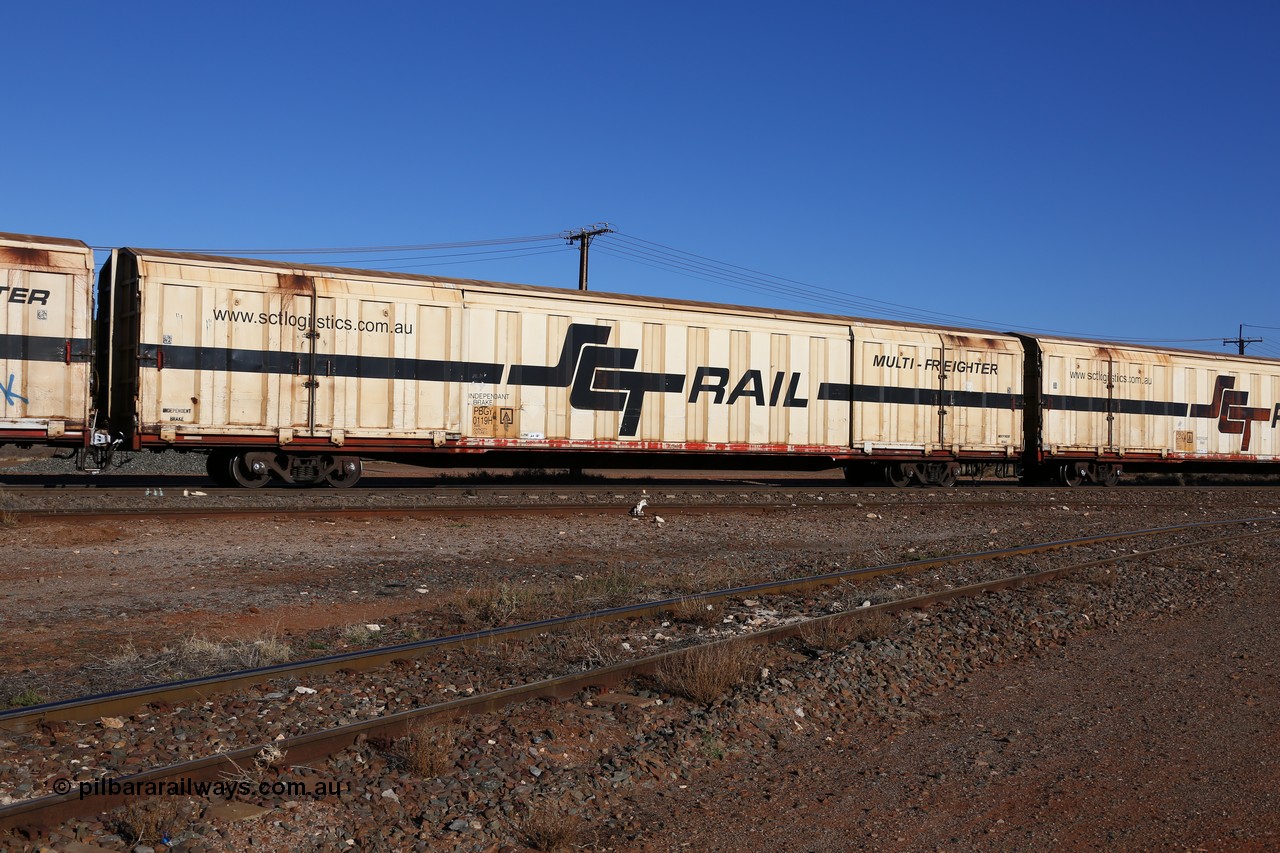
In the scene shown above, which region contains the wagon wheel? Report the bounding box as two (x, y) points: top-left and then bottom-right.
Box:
(884, 464), (914, 488)
(229, 453), (271, 489)
(205, 450), (235, 487)
(1058, 463), (1085, 487)
(1100, 464), (1120, 487)
(934, 465), (958, 488)
(325, 458), (363, 489)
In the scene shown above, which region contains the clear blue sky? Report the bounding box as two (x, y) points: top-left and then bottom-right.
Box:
(6, 2), (1277, 356)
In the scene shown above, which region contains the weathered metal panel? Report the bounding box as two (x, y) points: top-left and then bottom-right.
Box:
(848, 323), (1023, 456)
(0, 233), (93, 443)
(119, 248), (1035, 461)
(1033, 337), (1279, 461)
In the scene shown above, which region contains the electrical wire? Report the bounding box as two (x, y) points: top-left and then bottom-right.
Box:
(141, 234), (566, 255)
(599, 233), (1241, 346)
(369, 246), (572, 272)
(86, 227), (1274, 354)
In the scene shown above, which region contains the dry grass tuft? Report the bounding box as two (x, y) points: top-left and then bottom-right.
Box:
(86, 633), (293, 694)
(520, 803), (587, 851)
(555, 568), (641, 611)
(396, 721), (461, 777)
(555, 620), (622, 670)
(668, 597), (724, 627)
(845, 609), (894, 642)
(668, 559), (757, 595)
(798, 609), (894, 653)
(221, 743), (287, 789)
(175, 634), (293, 671)
(115, 799), (183, 845)
(651, 642), (761, 705)
(464, 582), (530, 625)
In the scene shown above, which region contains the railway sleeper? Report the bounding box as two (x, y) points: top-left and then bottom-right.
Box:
(205, 449), (363, 489)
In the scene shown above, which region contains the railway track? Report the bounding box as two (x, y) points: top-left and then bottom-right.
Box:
(6, 485), (1277, 523)
(2, 515), (1276, 835)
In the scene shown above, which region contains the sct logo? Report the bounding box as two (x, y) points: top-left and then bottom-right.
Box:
(506, 324), (684, 437)
(1188, 375), (1273, 451)
(504, 324), (810, 437)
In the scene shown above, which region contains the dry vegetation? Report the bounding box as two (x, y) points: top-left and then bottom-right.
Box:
(650, 641), (763, 705)
(391, 720), (462, 778)
(667, 596), (724, 627)
(82, 634), (293, 694)
(114, 799), (184, 846)
(798, 609), (895, 654)
(519, 801), (588, 852)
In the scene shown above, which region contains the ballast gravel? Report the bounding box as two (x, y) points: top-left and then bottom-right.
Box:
(0, 461), (1277, 850)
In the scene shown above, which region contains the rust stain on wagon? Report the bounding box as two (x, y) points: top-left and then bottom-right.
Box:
(944, 334), (1006, 350)
(0, 247), (52, 268)
(276, 273), (315, 294)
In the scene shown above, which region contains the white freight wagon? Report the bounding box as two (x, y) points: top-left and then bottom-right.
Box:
(0, 232), (94, 448)
(1021, 335), (1280, 483)
(94, 249), (1026, 486)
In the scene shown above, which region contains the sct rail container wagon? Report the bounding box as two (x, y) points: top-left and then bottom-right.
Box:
(1, 231), (1277, 487)
(91, 247), (1025, 487)
(1019, 335), (1280, 483)
(0, 232), (94, 449)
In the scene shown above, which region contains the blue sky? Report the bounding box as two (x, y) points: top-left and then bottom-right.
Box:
(6, 2), (1277, 356)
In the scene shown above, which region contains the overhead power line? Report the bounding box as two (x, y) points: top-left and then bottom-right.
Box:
(144, 234), (565, 255)
(595, 233), (1233, 345)
(88, 226), (1273, 353)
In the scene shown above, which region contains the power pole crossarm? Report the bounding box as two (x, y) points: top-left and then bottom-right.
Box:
(564, 223), (614, 291)
(1224, 324), (1263, 355)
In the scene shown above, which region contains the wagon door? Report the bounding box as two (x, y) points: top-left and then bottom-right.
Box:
(938, 333), (1021, 455)
(135, 266), (315, 444)
(273, 274), (320, 439)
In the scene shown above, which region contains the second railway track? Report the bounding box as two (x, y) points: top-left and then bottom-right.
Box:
(3, 515), (1276, 836)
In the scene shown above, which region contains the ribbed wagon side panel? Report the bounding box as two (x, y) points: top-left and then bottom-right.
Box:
(460, 288), (854, 453)
(848, 325), (1023, 458)
(0, 233), (93, 444)
(132, 262), (294, 440)
(1032, 337), (1279, 463)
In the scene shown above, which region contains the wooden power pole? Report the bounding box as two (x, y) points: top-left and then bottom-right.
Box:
(565, 223), (614, 290)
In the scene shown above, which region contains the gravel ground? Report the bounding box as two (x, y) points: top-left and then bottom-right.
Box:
(1, 452), (1278, 851)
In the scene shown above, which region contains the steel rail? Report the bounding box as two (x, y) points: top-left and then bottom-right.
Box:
(7, 502), (794, 523)
(10, 495), (1279, 523)
(3, 516), (1274, 734)
(3, 522), (1276, 834)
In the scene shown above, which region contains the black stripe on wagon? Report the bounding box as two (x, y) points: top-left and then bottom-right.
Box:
(819, 382), (1191, 418)
(817, 383), (1021, 410)
(0, 334), (92, 363)
(1046, 395), (1189, 417)
(153, 344), (503, 384)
